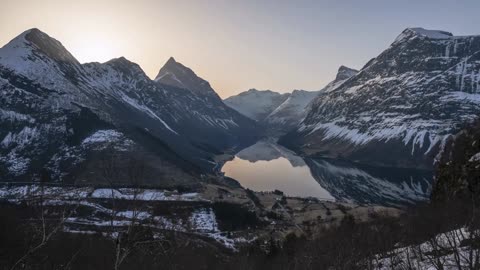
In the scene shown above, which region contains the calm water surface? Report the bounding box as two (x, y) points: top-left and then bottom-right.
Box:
(221, 140), (432, 206)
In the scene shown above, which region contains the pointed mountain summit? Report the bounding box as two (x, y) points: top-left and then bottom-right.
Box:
(102, 56), (149, 79)
(0, 28), (83, 88)
(0, 28), (79, 67)
(155, 57), (219, 98)
(335, 66), (358, 81)
(318, 65), (358, 94)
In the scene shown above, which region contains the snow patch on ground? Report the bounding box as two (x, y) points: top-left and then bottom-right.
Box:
(81, 129), (134, 151)
(0, 184), (251, 250)
(91, 188), (200, 202)
(0, 151), (31, 176)
(82, 130), (123, 144)
(374, 228), (478, 269)
(189, 208), (218, 233)
(469, 152), (480, 162)
(1, 126), (39, 148)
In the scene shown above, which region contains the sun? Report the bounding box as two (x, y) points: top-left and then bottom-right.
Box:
(68, 33), (122, 64)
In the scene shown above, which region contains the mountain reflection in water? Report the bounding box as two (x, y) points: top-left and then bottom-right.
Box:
(221, 140), (432, 207)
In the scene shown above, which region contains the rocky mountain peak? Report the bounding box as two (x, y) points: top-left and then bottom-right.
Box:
(155, 57), (219, 98)
(4, 28), (79, 65)
(165, 56), (177, 65)
(0, 28), (85, 89)
(393, 27), (454, 44)
(104, 57), (147, 78)
(335, 66), (358, 81)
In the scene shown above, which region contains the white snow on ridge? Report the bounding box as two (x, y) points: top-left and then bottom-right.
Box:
(266, 90), (319, 125)
(0, 29), (81, 97)
(394, 27), (453, 43)
(303, 118), (450, 155)
(224, 89), (290, 121)
(119, 93), (179, 135)
(408, 28), (453, 39)
(154, 71), (186, 89)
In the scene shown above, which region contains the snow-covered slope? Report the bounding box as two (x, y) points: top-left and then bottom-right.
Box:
(318, 66), (359, 94)
(154, 57), (259, 145)
(263, 66), (358, 130)
(155, 57), (219, 99)
(0, 28), (259, 184)
(224, 89), (290, 121)
(280, 27), (480, 169)
(264, 90), (319, 129)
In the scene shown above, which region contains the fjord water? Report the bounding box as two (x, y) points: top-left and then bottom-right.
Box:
(221, 140), (433, 206)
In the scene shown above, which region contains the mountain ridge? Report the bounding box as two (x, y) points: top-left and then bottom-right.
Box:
(0, 28), (259, 185)
(280, 27), (480, 169)
(224, 66), (358, 132)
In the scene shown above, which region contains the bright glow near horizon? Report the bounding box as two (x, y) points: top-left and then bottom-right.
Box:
(1, 0), (480, 98)
(68, 33), (122, 64)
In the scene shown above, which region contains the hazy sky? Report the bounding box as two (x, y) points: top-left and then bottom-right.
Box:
(1, 0), (480, 98)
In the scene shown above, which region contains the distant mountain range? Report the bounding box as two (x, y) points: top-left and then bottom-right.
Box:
(224, 66), (358, 132)
(280, 27), (480, 170)
(0, 28), (259, 185)
(2, 26), (480, 184)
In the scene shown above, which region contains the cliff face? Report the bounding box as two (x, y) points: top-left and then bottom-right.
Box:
(280, 28), (480, 170)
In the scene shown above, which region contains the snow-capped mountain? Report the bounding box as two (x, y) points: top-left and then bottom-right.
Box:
(153, 57), (259, 147)
(280, 27), (480, 169)
(0, 28), (258, 184)
(263, 90), (320, 130)
(155, 57), (220, 99)
(224, 89), (291, 121)
(318, 66), (359, 94)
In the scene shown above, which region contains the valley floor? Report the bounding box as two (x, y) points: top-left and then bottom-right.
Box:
(0, 182), (398, 250)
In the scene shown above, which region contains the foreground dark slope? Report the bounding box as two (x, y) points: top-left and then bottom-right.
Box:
(281, 28), (480, 169)
(0, 28), (258, 185)
(433, 119), (480, 202)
